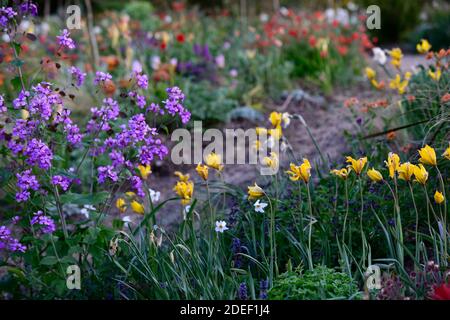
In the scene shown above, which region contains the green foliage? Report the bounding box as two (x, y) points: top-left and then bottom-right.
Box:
(268, 266), (361, 300)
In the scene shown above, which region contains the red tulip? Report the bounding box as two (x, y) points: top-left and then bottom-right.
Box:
(430, 283), (450, 300)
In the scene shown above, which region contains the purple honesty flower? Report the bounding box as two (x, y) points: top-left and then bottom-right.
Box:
(12, 119), (37, 140)
(53, 109), (83, 145)
(0, 7), (18, 28)
(13, 90), (29, 109)
(31, 211), (56, 234)
(147, 103), (164, 115)
(51, 175), (72, 191)
(89, 98), (120, 132)
(136, 94), (146, 109)
(16, 169), (39, 202)
(7, 139), (24, 155)
(24, 138), (53, 169)
(57, 29), (76, 50)
(231, 237), (242, 268)
(18, 1), (38, 16)
(94, 71), (112, 85)
(68, 66), (86, 86)
(16, 169), (40, 190)
(0, 94), (5, 112)
(135, 73), (148, 90)
(97, 165), (118, 184)
(162, 86), (191, 124)
(11, 216), (21, 224)
(0, 226), (26, 253)
(109, 150), (125, 168)
(130, 176), (145, 198)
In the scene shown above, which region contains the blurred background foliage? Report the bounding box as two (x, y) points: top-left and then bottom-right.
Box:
(34, 0), (449, 48)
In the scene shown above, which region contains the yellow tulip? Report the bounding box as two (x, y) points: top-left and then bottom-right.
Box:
(330, 168), (349, 180)
(434, 191), (445, 204)
(268, 125), (282, 140)
(367, 168), (383, 182)
(269, 112), (282, 127)
(263, 152), (279, 171)
(428, 68), (441, 81)
(389, 74), (408, 95)
(174, 171), (190, 182)
(416, 39), (431, 54)
(173, 180), (194, 205)
(418, 145), (437, 166)
(116, 198), (127, 213)
(413, 164), (428, 185)
(137, 164), (152, 179)
(397, 162), (416, 182)
(125, 191), (136, 198)
(442, 144), (450, 160)
(346, 156), (368, 175)
(196, 163), (209, 181)
(131, 200), (145, 215)
(286, 159), (311, 183)
(248, 183), (264, 200)
(365, 67), (376, 80)
(389, 48), (403, 68)
(385, 152), (400, 179)
(205, 152), (224, 171)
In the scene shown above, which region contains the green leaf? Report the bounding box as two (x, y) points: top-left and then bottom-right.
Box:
(59, 192), (109, 205)
(40, 256), (58, 266)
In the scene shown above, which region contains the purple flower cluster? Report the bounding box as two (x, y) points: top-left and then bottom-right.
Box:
(88, 98), (120, 132)
(53, 109), (83, 145)
(24, 138), (53, 169)
(68, 66), (86, 87)
(31, 211), (56, 234)
(231, 238), (242, 268)
(16, 169), (39, 202)
(94, 71), (112, 85)
(0, 6), (17, 28)
(0, 226), (26, 252)
(51, 175), (72, 191)
(0, 94), (5, 112)
(135, 72), (148, 90)
(13, 90), (29, 109)
(130, 175), (145, 197)
(18, 1), (38, 16)
(57, 29), (76, 50)
(162, 87), (191, 124)
(97, 165), (119, 184)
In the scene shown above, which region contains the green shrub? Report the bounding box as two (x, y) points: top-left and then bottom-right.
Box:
(268, 266), (361, 300)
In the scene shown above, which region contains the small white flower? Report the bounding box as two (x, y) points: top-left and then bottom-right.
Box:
(215, 54), (225, 68)
(164, 15), (172, 23)
(282, 112), (291, 128)
(184, 205), (191, 214)
(254, 200), (268, 213)
(280, 7), (289, 16)
(79, 208), (90, 219)
(215, 220), (229, 233)
(84, 204), (96, 211)
(149, 188), (161, 203)
(122, 216), (132, 227)
(151, 55), (161, 70)
(68, 167), (75, 173)
(372, 47), (387, 65)
(259, 13), (269, 22)
(170, 58), (178, 67)
(132, 60), (143, 73)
